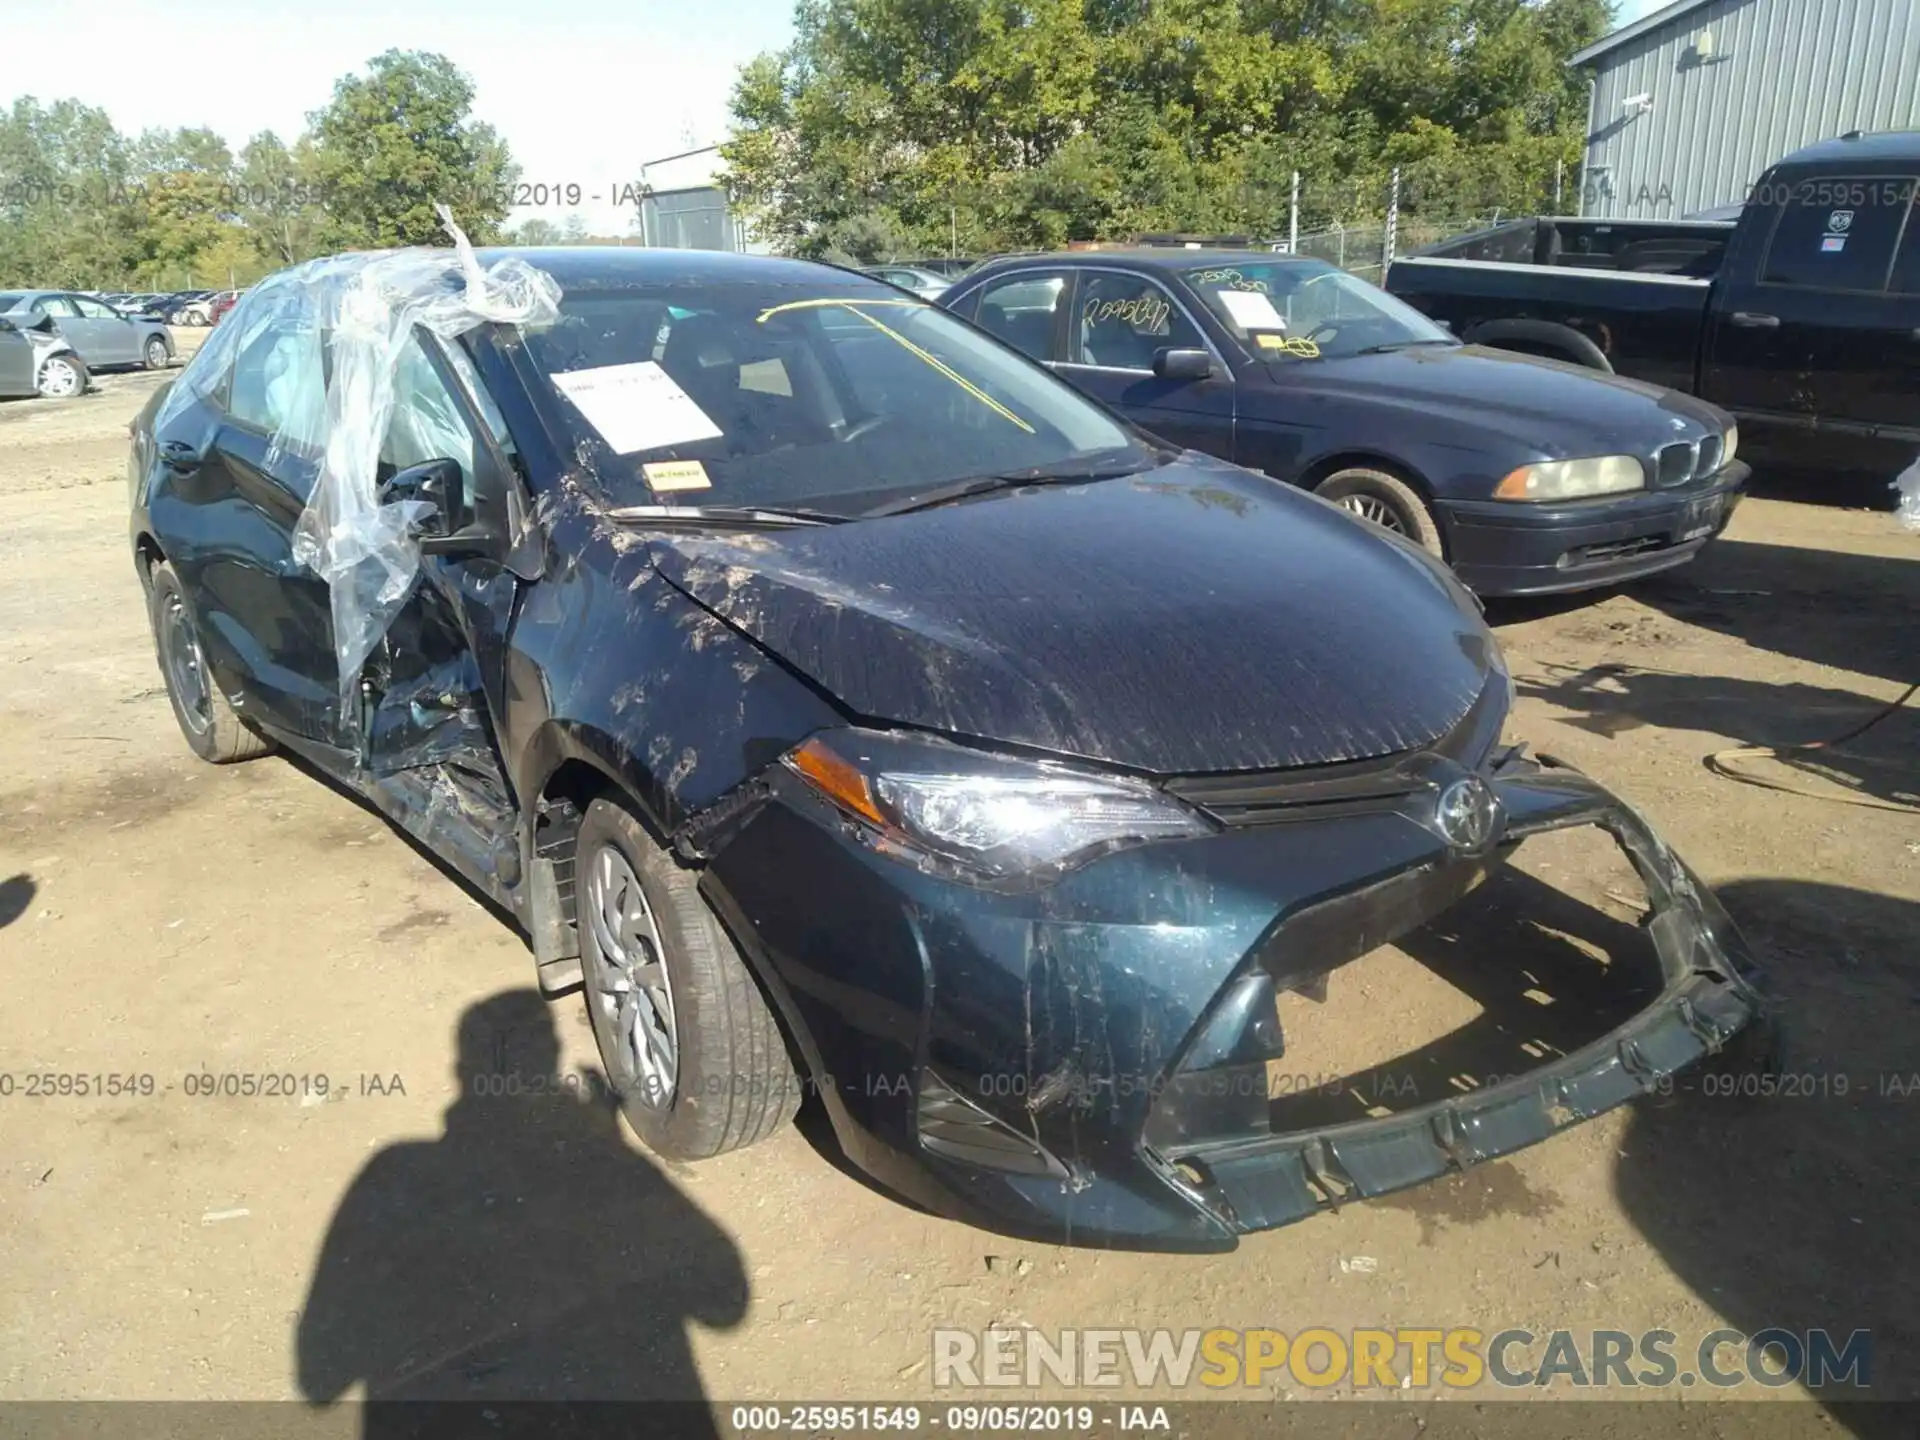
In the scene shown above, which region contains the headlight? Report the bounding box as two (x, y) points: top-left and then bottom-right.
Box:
(1493, 455), (1646, 502)
(783, 729), (1210, 882)
(1722, 424), (1738, 468)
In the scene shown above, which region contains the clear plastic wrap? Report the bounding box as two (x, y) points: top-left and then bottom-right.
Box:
(155, 206), (561, 715)
(1895, 458), (1920, 533)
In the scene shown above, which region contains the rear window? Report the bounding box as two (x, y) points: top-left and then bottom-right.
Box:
(1762, 177), (1917, 290)
(0, 293), (25, 311)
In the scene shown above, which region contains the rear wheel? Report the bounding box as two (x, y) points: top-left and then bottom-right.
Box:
(35, 354), (86, 399)
(575, 796), (799, 1159)
(1315, 466), (1445, 558)
(147, 562), (274, 764)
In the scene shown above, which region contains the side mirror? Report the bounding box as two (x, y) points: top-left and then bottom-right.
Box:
(1154, 347), (1214, 381)
(382, 457), (499, 560)
(0, 317), (14, 334)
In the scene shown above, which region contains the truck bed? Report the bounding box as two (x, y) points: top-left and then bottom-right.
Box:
(1386, 217), (1733, 395)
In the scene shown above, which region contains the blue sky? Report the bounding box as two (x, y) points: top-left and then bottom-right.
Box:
(8, 0), (1668, 235)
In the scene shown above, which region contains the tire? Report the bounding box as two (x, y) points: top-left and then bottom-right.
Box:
(142, 335), (170, 370)
(1315, 466), (1445, 559)
(35, 353), (86, 399)
(575, 795), (800, 1159)
(146, 562), (275, 764)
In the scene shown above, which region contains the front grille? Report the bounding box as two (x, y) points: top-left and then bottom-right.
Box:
(1164, 675), (1507, 826)
(1654, 440), (1698, 488)
(1695, 433), (1723, 476)
(1564, 534), (1670, 567)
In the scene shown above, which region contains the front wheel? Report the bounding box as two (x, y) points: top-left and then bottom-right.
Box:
(143, 335), (171, 370)
(1315, 467), (1445, 558)
(36, 353), (86, 399)
(575, 796), (800, 1159)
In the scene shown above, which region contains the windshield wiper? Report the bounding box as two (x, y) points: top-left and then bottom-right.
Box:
(862, 460), (1155, 518)
(605, 503), (845, 529)
(1353, 338), (1459, 355)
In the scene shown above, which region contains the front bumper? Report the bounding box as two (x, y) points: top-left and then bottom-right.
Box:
(701, 752), (1770, 1251)
(1438, 463), (1748, 597)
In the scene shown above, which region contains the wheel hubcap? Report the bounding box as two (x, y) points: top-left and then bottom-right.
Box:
(147, 341), (166, 366)
(583, 845), (679, 1109)
(161, 594), (212, 735)
(40, 360), (78, 397)
(1338, 493), (1407, 534)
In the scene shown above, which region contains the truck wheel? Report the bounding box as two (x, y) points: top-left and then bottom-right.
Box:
(147, 562), (275, 763)
(575, 795), (800, 1159)
(1316, 467), (1445, 558)
(36, 354), (86, 399)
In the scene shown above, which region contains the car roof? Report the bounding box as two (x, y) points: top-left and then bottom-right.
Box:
(967, 249), (1319, 276)
(467, 245), (885, 294)
(1775, 130), (1920, 168)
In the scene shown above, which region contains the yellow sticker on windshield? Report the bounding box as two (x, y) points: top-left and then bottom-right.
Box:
(1258, 334), (1321, 359)
(643, 460), (713, 492)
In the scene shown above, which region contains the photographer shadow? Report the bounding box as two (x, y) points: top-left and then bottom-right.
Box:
(297, 988), (748, 1432)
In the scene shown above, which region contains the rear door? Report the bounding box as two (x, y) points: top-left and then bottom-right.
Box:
(71, 295), (141, 364)
(1704, 173), (1920, 436)
(1055, 268), (1236, 459)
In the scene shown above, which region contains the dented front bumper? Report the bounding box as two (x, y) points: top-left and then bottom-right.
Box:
(701, 752), (1772, 1252)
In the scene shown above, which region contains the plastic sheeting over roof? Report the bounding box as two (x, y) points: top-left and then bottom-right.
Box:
(157, 207), (562, 714)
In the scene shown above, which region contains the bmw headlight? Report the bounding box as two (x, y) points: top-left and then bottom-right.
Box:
(1493, 455), (1646, 502)
(783, 729), (1210, 882)
(1722, 424), (1738, 468)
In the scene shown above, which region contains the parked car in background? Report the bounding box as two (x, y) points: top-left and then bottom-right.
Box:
(862, 264), (950, 299)
(0, 311), (87, 398)
(910, 257), (978, 278)
(1385, 130), (1920, 478)
(113, 293), (170, 318)
(941, 251), (1748, 596)
(128, 244), (1773, 1250)
(0, 291), (172, 372)
(206, 290), (241, 325)
(169, 291), (220, 325)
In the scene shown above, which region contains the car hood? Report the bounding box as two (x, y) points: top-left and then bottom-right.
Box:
(1265, 344), (1727, 455)
(647, 458), (1496, 775)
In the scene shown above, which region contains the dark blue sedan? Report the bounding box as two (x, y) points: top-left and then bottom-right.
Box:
(941, 252), (1749, 596)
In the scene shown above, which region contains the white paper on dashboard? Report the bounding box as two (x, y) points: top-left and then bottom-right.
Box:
(549, 362), (723, 454)
(1214, 289), (1287, 331)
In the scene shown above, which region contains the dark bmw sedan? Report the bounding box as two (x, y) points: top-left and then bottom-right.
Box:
(129, 245), (1772, 1251)
(942, 252), (1749, 596)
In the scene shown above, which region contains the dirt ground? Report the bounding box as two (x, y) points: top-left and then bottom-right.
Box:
(0, 337), (1914, 1427)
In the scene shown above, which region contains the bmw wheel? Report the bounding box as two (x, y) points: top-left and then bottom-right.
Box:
(575, 795), (800, 1158)
(1315, 466), (1445, 558)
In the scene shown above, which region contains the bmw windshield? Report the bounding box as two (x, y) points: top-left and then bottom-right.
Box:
(519, 283), (1161, 516)
(1183, 261), (1456, 361)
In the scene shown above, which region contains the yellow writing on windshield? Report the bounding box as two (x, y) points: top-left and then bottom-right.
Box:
(1258, 334), (1322, 359)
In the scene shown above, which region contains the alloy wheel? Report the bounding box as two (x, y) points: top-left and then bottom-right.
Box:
(1338, 493), (1407, 534)
(159, 592), (213, 736)
(583, 843), (680, 1109)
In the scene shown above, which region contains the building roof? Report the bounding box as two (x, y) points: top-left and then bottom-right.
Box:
(1569, 0), (1717, 68)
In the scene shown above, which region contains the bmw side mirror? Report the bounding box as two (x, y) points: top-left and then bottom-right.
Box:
(1154, 347), (1214, 381)
(382, 457), (499, 560)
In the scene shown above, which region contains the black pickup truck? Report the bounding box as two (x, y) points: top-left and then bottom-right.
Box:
(1387, 131), (1920, 476)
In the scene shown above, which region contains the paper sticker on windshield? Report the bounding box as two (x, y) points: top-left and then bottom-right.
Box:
(1257, 333), (1320, 359)
(550, 361), (722, 454)
(1214, 289), (1287, 332)
(643, 460), (712, 492)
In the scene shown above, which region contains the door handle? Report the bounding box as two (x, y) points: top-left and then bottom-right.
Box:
(1728, 311), (1780, 329)
(158, 439), (202, 474)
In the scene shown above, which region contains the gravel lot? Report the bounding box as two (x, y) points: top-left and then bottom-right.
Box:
(0, 340), (1913, 1428)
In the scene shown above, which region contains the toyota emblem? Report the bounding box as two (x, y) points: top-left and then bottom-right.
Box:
(1434, 776), (1503, 853)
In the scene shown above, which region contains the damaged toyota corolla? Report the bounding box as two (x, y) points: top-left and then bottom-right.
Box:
(128, 236), (1776, 1251)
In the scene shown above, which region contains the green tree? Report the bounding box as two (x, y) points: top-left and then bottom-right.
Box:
(235, 131), (327, 267)
(307, 50), (518, 248)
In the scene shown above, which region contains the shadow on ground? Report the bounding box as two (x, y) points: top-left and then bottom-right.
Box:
(1616, 879), (1920, 1432)
(297, 989), (746, 1431)
(0, 873), (33, 929)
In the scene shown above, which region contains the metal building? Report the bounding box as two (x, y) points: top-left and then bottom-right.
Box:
(1572, 0), (1920, 218)
(634, 145), (766, 254)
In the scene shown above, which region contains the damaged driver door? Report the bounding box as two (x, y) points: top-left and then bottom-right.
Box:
(358, 331), (534, 906)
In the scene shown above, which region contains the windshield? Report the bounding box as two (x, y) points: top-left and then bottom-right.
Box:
(1182, 262), (1453, 361)
(0, 294), (25, 312)
(519, 282), (1153, 514)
